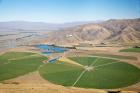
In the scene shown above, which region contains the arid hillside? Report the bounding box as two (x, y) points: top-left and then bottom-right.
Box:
(44, 18), (140, 45)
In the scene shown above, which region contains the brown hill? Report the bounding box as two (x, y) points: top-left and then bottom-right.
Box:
(44, 18), (140, 45)
(105, 26), (140, 43)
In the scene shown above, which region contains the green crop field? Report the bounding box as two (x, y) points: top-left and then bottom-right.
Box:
(120, 48), (140, 53)
(39, 61), (83, 86)
(0, 52), (140, 89)
(90, 53), (137, 60)
(39, 57), (140, 89)
(0, 52), (47, 81)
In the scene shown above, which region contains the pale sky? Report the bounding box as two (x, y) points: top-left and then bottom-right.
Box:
(0, 0), (140, 23)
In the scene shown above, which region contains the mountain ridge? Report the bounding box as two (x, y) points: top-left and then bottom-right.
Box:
(44, 18), (140, 45)
(0, 18), (140, 45)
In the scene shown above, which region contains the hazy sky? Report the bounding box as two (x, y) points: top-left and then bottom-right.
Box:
(0, 0), (140, 23)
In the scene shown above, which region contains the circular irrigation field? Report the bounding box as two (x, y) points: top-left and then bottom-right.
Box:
(39, 57), (140, 89)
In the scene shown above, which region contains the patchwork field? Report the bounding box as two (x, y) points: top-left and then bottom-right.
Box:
(0, 50), (140, 92)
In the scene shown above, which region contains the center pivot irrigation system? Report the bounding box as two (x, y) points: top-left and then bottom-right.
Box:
(39, 56), (140, 89)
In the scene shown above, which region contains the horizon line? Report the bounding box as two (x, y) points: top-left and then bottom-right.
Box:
(0, 18), (139, 24)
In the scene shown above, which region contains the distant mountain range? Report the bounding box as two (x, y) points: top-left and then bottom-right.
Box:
(0, 21), (97, 31)
(44, 18), (140, 45)
(0, 19), (140, 45)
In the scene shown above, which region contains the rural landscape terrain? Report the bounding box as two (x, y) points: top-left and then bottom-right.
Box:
(0, 18), (140, 93)
(0, 0), (140, 93)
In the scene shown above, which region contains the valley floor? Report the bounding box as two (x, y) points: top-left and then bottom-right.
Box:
(0, 46), (140, 93)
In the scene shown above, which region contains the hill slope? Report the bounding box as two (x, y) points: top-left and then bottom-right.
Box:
(44, 18), (140, 45)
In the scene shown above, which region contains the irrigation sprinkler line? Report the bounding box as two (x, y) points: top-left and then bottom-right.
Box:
(71, 57), (120, 87)
(89, 55), (121, 61)
(90, 57), (99, 66)
(72, 70), (86, 87)
(93, 67), (104, 71)
(72, 57), (100, 87)
(94, 61), (119, 68)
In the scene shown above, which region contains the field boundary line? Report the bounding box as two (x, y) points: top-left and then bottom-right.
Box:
(88, 55), (121, 61)
(72, 70), (86, 87)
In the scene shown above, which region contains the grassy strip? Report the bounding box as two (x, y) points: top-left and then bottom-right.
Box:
(120, 48), (140, 53)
